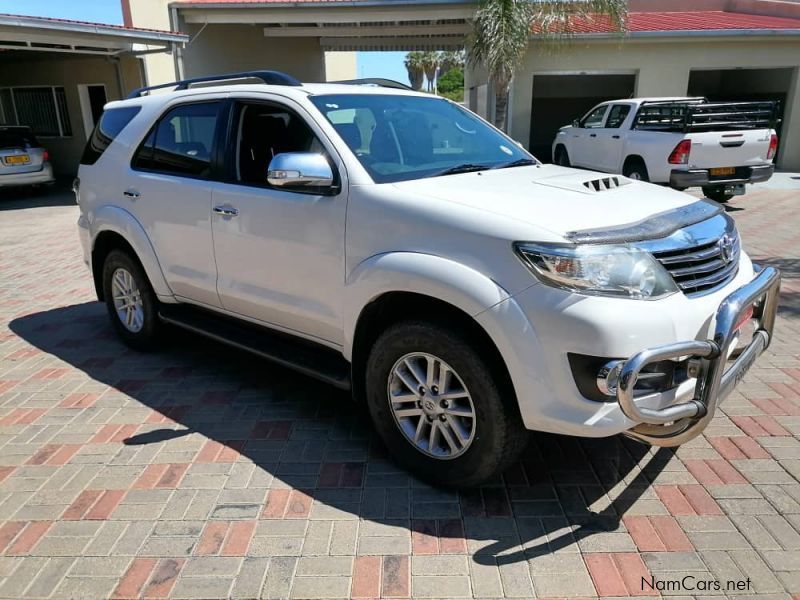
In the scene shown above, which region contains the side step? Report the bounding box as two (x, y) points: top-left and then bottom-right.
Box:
(158, 304), (351, 390)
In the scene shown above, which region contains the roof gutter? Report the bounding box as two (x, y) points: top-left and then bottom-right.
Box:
(172, 0), (473, 7)
(0, 14), (188, 44)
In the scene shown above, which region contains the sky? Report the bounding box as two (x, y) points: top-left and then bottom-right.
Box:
(0, 0), (409, 84)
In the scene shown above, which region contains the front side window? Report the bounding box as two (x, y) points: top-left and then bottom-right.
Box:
(234, 102), (327, 186)
(606, 104), (631, 129)
(580, 105), (609, 129)
(309, 94), (533, 184)
(132, 102), (221, 178)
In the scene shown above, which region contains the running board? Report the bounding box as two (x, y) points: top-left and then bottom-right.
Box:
(158, 304), (351, 390)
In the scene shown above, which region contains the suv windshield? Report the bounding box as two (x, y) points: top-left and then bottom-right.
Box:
(309, 94), (535, 183)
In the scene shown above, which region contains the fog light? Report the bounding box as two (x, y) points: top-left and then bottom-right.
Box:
(596, 360), (626, 396)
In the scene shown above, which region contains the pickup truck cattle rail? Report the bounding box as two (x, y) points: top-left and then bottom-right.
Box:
(633, 99), (780, 133)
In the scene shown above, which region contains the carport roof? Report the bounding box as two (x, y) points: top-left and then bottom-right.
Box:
(0, 13), (187, 56)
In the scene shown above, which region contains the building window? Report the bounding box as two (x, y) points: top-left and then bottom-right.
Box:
(0, 86), (72, 137)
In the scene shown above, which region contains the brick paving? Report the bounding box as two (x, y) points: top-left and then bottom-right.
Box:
(0, 184), (799, 599)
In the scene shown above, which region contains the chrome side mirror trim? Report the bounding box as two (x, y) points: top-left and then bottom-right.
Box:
(267, 152), (334, 190)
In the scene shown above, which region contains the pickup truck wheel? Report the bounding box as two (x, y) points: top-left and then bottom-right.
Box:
(554, 146), (571, 167)
(623, 159), (649, 182)
(702, 185), (733, 203)
(365, 321), (528, 487)
(102, 249), (161, 351)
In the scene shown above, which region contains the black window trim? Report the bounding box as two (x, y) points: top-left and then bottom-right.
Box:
(218, 97), (342, 197)
(130, 99), (229, 182)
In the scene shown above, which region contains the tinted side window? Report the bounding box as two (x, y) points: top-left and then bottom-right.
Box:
(132, 102), (221, 178)
(81, 106), (141, 165)
(606, 104), (631, 129)
(580, 106), (608, 129)
(235, 103), (326, 186)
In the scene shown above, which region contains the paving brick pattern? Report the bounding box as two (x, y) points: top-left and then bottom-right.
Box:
(0, 186), (799, 598)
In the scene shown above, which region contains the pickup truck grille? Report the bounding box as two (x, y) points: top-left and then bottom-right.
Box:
(652, 233), (740, 296)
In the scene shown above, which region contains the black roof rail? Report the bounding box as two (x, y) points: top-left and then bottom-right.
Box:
(127, 70), (302, 99)
(333, 78), (413, 91)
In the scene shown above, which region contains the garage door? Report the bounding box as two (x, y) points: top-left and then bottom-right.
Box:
(529, 73), (636, 162)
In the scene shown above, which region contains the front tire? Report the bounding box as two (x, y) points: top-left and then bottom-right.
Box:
(554, 145), (571, 167)
(702, 185), (733, 203)
(365, 321), (528, 487)
(102, 249), (161, 351)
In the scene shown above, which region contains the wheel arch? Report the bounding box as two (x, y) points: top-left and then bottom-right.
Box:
(349, 291), (518, 415)
(623, 154), (647, 173)
(90, 206), (172, 301)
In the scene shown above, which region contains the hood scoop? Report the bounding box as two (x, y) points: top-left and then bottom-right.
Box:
(583, 176), (630, 192)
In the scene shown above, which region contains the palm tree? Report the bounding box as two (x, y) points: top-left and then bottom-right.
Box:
(421, 51), (439, 92)
(437, 50), (466, 76)
(404, 52), (425, 91)
(470, 0), (627, 131)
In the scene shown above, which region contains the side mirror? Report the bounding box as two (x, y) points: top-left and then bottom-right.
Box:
(267, 153), (334, 190)
(572, 119), (581, 128)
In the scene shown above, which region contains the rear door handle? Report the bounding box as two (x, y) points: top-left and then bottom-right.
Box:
(589, 133), (597, 138)
(612, 135), (620, 139)
(213, 205), (239, 217)
(123, 189), (140, 199)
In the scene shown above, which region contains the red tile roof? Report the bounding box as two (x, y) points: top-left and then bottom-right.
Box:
(537, 10), (800, 35)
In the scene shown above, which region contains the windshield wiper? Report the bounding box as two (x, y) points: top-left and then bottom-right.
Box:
(492, 158), (537, 170)
(433, 163), (491, 177)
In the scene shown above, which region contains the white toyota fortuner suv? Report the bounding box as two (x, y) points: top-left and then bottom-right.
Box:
(76, 71), (781, 487)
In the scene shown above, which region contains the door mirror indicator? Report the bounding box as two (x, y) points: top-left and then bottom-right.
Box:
(267, 153), (334, 190)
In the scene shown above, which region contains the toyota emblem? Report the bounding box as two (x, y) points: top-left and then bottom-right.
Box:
(718, 234), (735, 265)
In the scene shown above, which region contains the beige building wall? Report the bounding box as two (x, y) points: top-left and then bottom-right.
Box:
(0, 54), (143, 174)
(324, 52), (358, 81)
(125, 0), (178, 85)
(507, 37), (800, 169)
(182, 23), (326, 82)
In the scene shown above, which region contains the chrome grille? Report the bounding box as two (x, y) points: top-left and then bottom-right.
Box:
(652, 233), (740, 296)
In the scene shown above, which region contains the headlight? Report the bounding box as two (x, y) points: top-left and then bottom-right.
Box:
(514, 242), (678, 299)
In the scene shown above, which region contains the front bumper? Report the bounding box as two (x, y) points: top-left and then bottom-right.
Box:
(475, 257), (780, 444)
(670, 164), (774, 188)
(619, 264), (780, 446)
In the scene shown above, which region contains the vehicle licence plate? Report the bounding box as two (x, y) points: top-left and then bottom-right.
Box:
(3, 154), (30, 166)
(710, 167), (735, 176)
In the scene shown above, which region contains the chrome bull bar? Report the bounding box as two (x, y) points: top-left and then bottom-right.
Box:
(618, 265), (781, 446)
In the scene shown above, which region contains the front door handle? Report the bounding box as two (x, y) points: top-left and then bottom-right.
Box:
(589, 133), (597, 138)
(612, 135), (620, 139)
(123, 189), (140, 199)
(213, 206), (239, 217)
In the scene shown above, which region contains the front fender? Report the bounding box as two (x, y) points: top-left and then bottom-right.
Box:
(90, 205), (173, 299)
(342, 252), (511, 360)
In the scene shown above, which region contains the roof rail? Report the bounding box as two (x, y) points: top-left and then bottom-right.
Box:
(333, 78), (413, 91)
(127, 70), (302, 99)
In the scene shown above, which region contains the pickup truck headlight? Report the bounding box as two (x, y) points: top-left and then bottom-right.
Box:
(514, 242), (679, 299)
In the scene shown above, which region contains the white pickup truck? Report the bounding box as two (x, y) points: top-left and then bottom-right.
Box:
(553, 97), (778, 202)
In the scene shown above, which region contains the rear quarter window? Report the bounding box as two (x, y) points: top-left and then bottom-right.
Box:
(81, 106), (141, 165)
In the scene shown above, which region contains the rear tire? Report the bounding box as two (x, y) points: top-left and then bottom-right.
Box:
(365, 320), (528, 487)
(554, 145), (571, 167)
(702, 185), (733, 203)
(623, 158), (649, 182)
(102, 249), (161, 351)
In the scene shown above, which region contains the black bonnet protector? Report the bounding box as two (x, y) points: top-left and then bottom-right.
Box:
(565, 199), (724, 245)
